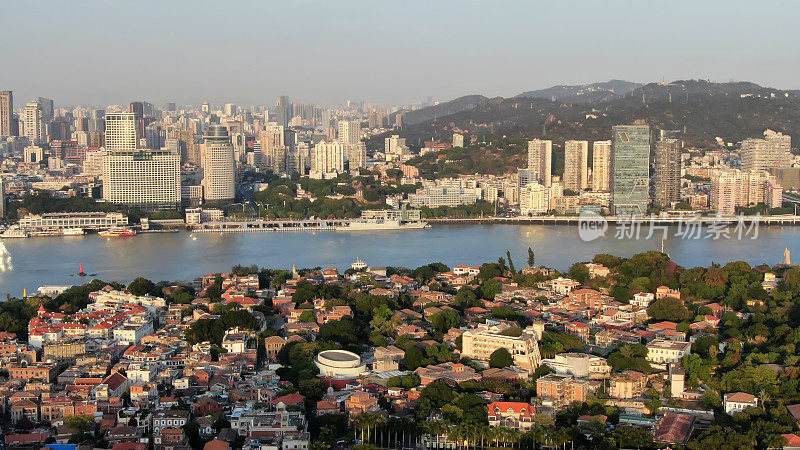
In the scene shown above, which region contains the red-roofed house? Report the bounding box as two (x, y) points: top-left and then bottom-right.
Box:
(782, 434), (800, 450)
(487, 402), (535, 430)
(272, 393), (305, 408)
(569, 289), (604, 309)
(656, 286), (681, 300)
(724, 392), (758, 414)
(565, 322), (590, 342)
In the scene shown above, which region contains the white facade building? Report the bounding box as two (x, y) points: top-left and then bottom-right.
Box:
(102, 149), (181, 206)
(527, 139), (552, 187)
(201, 125), (236, 201)
(105, 112), (138, 152)
(564, 140), (589, 192)
(592, 141), (612, 192)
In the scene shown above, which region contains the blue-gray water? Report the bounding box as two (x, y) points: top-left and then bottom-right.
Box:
(0, 224), (794, 297)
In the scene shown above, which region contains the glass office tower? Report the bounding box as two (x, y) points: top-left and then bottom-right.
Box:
(611, 125), (651, 215)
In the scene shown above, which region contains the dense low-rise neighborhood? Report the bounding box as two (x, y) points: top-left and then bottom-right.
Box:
(0, 250), (799, 449)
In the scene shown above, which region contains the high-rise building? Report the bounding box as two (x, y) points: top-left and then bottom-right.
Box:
(592, 141), (612, 192)
(88, 109), (105, 133)
(653, 138), (682, 207)
(368, 111), (383, 129)
(0, 91), (12, 136)
(564, 140), (589, 192)
(105, 112), (138, 152)
(611, 125), (650, 215)
(103, 111), (179, 207)
(258, 126), (285, 166)
(145, 123), (165, 149)
(37, 97), (54, 125)
(311, 140), (345, 175)
(337, 120), (361, 145)
(517, 168), (537, 191)
(346, 142), (367, 170)
(22, 101), (46, 145)
(320, 110), (332, 129)
(453, 133), (465, 148)
(740, 129), (791, 172)
(201, 125), (236, 201)
(527, 139), (552, 187)
(276, 96), (291, 128)
(384, 135), (407, 155)
(102, 149), (180, 207)
(175, 129), (200, 165)
(224, 103), (237, 117)
(711, 168), (781, 214)
(128, 102), (144, 118)
(519, 183), (554, 215)
(0, 177), (5, 217)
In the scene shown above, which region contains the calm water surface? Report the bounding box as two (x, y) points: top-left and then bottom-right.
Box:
(0, 224), (796, 297)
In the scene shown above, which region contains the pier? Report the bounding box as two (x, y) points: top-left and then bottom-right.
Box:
(192, 218), (350, 232)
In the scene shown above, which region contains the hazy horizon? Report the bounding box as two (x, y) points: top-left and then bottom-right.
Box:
(5, 0), (800, 108)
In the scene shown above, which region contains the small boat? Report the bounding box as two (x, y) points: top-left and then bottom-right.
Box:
(98, 227), (137, 237)
(61, 228), (85, 236)
(1, 226), (29, 239)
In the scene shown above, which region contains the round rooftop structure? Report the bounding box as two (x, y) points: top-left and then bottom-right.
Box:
(314, 350), (366, 379)
(204, 124), (231, 143)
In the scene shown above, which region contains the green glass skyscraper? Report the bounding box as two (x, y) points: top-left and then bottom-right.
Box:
(611, 125), (651, 215)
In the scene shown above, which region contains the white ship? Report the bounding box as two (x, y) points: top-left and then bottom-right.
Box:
(335, 218), (428, 231)
(0, 226), (29, 239)
(61, 228), (85, 236)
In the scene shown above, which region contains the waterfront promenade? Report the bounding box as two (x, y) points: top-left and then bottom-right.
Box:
(183, 214), (800, 232)
(428, 214), (800, 225)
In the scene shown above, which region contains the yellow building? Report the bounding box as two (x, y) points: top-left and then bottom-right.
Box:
(460, 323), (543, 372)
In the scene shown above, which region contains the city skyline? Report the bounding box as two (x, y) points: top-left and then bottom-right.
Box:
(5, 0), (800, 106)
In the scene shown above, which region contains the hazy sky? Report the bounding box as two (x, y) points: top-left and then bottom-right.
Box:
(5, 0), (799, 108)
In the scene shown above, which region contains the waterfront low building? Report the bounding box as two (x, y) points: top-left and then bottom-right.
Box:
(408, 186), (478, 207)
(18, 212), (128, 230)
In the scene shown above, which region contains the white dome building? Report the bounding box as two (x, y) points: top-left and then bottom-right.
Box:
(314, 350), (367, 379)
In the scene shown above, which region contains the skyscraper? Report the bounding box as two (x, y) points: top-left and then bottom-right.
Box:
(527, 139), (552, 187)
(0, 91), (12, 136)
(36, 97), (54, 125)
(201, 125), (236, 201)
(611, 125), (651, 215)
(22, 101), (46, 145)
(592, 140), (612, 192)
(88, 109), (106, 134)
(105, 112), (139, 152)
(740, 129), (791, 172)
(276, 96), (291, 128)
(653, 138), (682, 207)
(564, 140), (589, 192)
